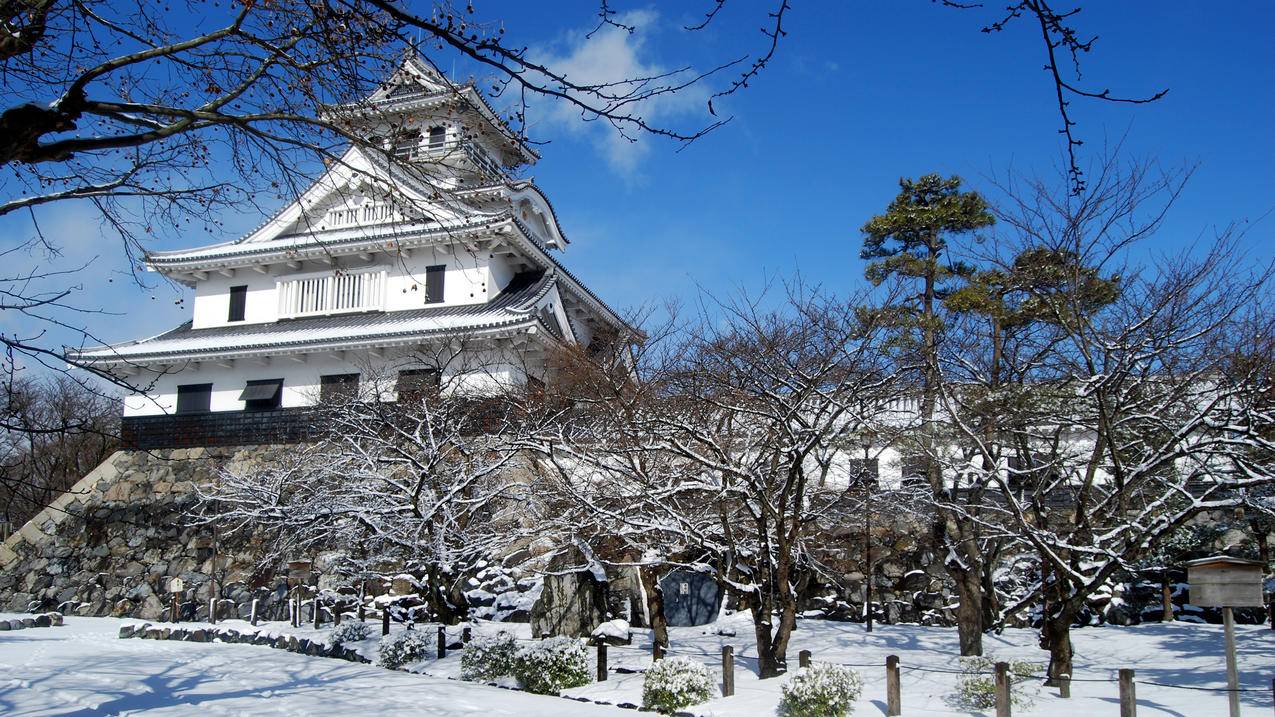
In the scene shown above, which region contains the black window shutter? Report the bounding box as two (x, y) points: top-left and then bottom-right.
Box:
(228, 285), (248, 322)
(425, 265), (445, 304)
(176, 384), (213, 414)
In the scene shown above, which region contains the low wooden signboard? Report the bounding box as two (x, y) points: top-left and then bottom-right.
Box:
(1185, 555), (1265, 607)
(168, 577), (184, 594)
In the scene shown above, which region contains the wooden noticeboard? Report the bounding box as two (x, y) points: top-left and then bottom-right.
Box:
(1185, 555), (1265, 608)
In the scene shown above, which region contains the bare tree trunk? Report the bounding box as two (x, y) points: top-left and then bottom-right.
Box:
(638, 566), (668, 648)
(1042, 609), (1075, 684)
(953, 563), (984, 655)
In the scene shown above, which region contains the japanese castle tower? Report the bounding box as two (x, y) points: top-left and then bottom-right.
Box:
(72, 55), (625, 436)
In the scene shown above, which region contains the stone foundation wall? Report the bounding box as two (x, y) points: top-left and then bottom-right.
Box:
(1, 446), (1267, 629)
(0, 447), (293, 620)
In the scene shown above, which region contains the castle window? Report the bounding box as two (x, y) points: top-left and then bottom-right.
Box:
(428, 126), (446, 149)
(240, 379), (283, 411)
(392, 131), (420, 159)
(176, 384), (212, 414)
(228, 285), (247, 322)
(396, 368), (440, 403)
(320, 373), (360, 403)
(424, 265), (445, 304)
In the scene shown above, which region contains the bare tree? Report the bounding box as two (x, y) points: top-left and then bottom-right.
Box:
(0, 374), (118, 527)
(530, 283), (904, 677)
(940, 154), (1275, 682)
(194, 346), (539, 623)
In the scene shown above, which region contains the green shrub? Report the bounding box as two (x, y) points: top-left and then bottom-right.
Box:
(376, 629), (431, 669)
(511, 637), (590, 695)
(461, 631), (518, 682)
(642, 656), (716, 713)
(779, 662), (863, 717)
(953, 655), (1042, 711)
(330, 620), (374, 647)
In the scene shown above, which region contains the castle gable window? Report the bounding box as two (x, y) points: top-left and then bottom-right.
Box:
(240, 379), (283, 411)
(176, 384), (212, 414)
(428, 126), (446, 149)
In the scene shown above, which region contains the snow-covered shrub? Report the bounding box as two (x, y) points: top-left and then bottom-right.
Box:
(377, 629), (432, 669)
(953, 655), (1041, 711)
(642, 656), (716, 713)
(511, 636), (590, 694)
(461, 631), (518, 682)
(330, 620), (374, 647)
(779, 662), (863, 717)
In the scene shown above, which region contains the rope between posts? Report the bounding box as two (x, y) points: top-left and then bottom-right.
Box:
(1137, 680), (1268, 693)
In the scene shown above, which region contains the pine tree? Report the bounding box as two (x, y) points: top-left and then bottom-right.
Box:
(861, 174), (993, 656)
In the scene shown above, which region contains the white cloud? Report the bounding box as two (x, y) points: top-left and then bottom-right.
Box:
(529, 10), (710, 178)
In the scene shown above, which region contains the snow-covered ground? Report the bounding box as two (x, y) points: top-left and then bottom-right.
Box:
(0, 616), (626, 716)
(2, 612), (1272, 715)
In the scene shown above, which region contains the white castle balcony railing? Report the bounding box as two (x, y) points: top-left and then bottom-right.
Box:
(401, 138), (506, 180)
(277, 270), (387, 319)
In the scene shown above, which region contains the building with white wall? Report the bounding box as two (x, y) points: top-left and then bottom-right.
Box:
(71, 55), (627, 437)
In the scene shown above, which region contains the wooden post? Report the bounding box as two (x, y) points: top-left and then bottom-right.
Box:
(357, 603), (365, 622)
(170, 594), (179, 623)
(653, 642), (664, 661)
(249, 599), (259, 627)
(312, 595), (321, 629)
(1224, 607), (1241, 717)
(1058, 673), (1070, 698)
(596, 643), (608, 682)
(885, 655), (901, 716)
(1162, 570), (1174, 622)
(437, 626), (446, 659)
(799, 649), (811, 669)
(208, 597), (217, 625)
(334, 609), (342, 626)
(381, 609), (390, 636)
(1118, 668), (1136, 717)
(722, 646), (735, 697)
(462, 626), (472, 644)
(994, 661), (1010, 717)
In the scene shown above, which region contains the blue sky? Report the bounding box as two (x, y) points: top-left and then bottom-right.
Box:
(5, 2), (1272, 353)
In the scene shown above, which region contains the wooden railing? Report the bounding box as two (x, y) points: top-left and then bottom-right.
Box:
(276, 270), (387, 319)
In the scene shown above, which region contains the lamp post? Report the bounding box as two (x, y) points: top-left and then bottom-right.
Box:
(861, 436), (874, 634)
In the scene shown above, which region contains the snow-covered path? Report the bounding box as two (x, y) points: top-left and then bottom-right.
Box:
(0, 617), (626, 716)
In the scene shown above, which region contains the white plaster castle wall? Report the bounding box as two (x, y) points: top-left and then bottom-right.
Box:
(188, 250), (507, 330)
(122, 343), (530, 417)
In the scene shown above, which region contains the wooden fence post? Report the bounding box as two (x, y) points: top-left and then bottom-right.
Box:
(722, 646), (735, 697)
(381, 609), (389, 636)
(249, 599), (259, 627)
(596, 643), (608, 682)
(1119, 668), (1136, 717)
(437, 626), (447, 659)
(799, 649), (811, 669)
(170, 594), (179, 623)
(886, 655), (901, 716)
(1058, 673), (1070, 698)
(653, 642), (665, 661)
(994, 661), (1010, 717)
(208, 597), (217, 625)
(462, 626), (472, 644)
(312, 598), (321, 629)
